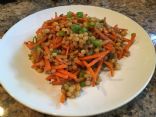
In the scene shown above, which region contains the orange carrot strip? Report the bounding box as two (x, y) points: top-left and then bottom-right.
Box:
(82, 61), (96, 86)
(53, 64), (67, 69)
(108, 33), (117, 40)
(74, 70), (80, 75)
(43, 45), (50, 55)
(80, 50), (110, 60)
(24, 41), (34, 49)
(58, 70), (77, 80)
(31, 60), (44, 68)
(36, 28), (42, 35)
(82, 61), (89, 68)
(53, 42), (62, 49)
(52, 38), (62, 49)
(104, 61), (114, 77)
(88, 57), (102, 67)
(55, 72), (68, 79)
(104, 43), (114, 50)
(29, 37), (47, 49)
(65, 47), (69, 56)
(60, 93), (66, 103)
(124, 33), (136, 51)
(55, 57), (63, 63)
(94, 28), (112, 40)
(117, 50), (124, 59)
(44, 57), (51, 71)
(123, 38), (130, 42)
(62, 45), (69, 56)
(75, 59), (84, 67)
(95, 60), (103, 76)
(52, 80), (64, 85)
(46, 75), (54, 81)
(88, 50), (110, 67)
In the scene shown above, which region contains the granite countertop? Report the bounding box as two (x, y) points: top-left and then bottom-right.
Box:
(0, 0), (156, 117)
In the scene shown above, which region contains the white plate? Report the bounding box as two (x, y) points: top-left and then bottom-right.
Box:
(0, 5), (155, 116)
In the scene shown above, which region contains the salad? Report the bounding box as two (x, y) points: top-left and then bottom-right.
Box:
(24, 11), (136, 103)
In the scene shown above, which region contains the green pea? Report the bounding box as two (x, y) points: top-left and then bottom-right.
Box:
(88, 22), (96, 28)
(71, 24), (81, 33)
(79, 27), (88, 33)
(90, 38), (102, 47)
(58, 31), (65, 36)
(67, 11), (72, 18)
(76, 12), (83, 18)
(80, 82), (86, 87)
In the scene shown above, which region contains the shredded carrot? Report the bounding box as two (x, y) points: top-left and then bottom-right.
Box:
(36, 28), (42, 35)
(44, 57), (51, 71)
(42, 45), (50, 55)
(80, 50), (110, 60)
(117, 50), (124, 59)
(53, 41), (62, 49)
(123, 38), (130, 42)
(46, 75), (53, 81)
(88, 57), (102, 67)
(52, 37), (62, 44)
(29, 37), (47, 49)
(94, 28), (112, 40)
(82, 61), (96, 86)
(55, 57), (64, 63)
(104, 61), (114, 76)
(55, 72), (68, 79)
(53, 64), (67, 69)
(104, 43), (114, 50)
(87, 49), (111, 67)
(24, 41), (34, 49)
(74, 70), (80, 75)
(75, 59), (84, 67)
(60, 93), (66, 103)
(65, 47), (69, 56)
(31, 60), (44, 68)
(95, 60), (103, 76)
(52, 80), (64, 85)
(124, 33), (136, 52)
(58, 70), (77, 80)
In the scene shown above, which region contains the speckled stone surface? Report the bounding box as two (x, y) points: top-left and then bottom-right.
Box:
(0, 0), (156, 117)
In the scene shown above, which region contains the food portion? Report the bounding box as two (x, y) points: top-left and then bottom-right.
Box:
(24, 11), (136, 103)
